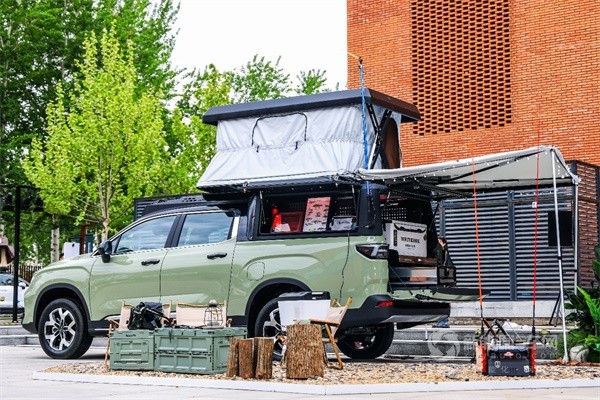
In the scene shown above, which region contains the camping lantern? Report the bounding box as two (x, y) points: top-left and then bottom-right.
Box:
(204, 299), (224, 327)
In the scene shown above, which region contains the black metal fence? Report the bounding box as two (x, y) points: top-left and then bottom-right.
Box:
(0, 263), (44, 283)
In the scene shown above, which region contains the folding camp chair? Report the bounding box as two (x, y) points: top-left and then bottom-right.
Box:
(175, 301), (227, 328)
(309, 297), (352, 369)
(104, 302), (133, 366)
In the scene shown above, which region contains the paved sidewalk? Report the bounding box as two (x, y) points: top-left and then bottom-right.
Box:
(1, 345), (599, 400)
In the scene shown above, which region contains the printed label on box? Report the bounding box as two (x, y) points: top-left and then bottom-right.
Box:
(383, 220), (427, 257)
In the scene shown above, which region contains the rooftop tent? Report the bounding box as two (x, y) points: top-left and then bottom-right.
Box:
(197, 89), (420, 191)
(356, 145), (580, 194)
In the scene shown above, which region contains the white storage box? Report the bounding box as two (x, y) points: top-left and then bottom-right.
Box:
(277, 292), (330, 330)
(383, 220), (427, 257)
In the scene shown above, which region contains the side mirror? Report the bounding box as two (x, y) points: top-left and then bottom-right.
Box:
(97, 241), (112, 263)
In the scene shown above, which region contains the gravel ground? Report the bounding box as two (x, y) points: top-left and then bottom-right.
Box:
(44, 358), (600, 385)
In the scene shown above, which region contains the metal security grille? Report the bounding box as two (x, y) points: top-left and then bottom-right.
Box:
(437, 188), (576, 301)
(438, 193), (512, 300)
(411, 0), (512, 135)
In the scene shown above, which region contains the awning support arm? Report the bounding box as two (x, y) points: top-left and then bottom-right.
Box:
(551, 149), (569, 364)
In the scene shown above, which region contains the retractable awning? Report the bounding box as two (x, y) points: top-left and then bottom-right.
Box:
(357, 145), (579, 193)
(360, 145), (576, 363)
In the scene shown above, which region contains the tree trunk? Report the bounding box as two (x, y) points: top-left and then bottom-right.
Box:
(226, 337), (240, 377)
(237, 338), (255, 379)
(51, 220), (59, 262)
(285, 324), (324, 379)
(254, 337), (274, 379)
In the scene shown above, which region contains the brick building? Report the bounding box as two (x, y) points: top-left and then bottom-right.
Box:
(347, 0), (599, 166)
(347, 0), (599, 307)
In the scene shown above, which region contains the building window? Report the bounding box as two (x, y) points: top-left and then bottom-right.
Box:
(411, 0), (512, 135)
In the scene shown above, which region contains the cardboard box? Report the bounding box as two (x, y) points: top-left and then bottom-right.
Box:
(383, 220), (427, 257)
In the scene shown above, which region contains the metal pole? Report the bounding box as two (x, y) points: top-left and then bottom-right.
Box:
(573, 184), (579, 291)
(551, 151), (568, 363)
(11, 186), (21, 323)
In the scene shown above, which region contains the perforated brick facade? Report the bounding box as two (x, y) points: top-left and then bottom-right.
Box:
(347, 0), (600, 167)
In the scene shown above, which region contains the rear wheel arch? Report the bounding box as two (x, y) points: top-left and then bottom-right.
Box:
(245, 279), (309, 336)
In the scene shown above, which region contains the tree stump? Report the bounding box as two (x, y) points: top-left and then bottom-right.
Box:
(238, 338), (255, 379)
(254, 337), (274, 379)
(285, 324), (324, 379)
(225, 337), (240, 377)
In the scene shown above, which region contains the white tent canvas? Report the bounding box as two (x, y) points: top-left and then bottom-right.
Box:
(196, 88), (421, 190)
(197, 105), (405, 188)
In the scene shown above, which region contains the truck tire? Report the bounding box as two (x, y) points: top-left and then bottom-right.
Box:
(38, 298), (93, 359)
(254, 298), (285, 361)
(337, 323), (395, 359)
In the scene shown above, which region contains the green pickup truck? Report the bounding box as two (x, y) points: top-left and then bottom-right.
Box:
(23, 89), (481, 359)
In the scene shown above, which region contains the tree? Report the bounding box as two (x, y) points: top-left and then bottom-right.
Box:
(23, 30), (168, 240)
(1, 0), (178, 261)
(295, 69), (330, 95)
(1, 0), (178, 187)
(231, 55), (291, 103)
(166, 65), (232, 193)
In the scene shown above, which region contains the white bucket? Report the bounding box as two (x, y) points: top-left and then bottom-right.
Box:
(278, 299), (330, 330)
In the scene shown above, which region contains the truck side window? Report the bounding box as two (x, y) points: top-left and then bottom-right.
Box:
(115, 215), (177, 253)
(177, 212), (234, 246)
(260, 193), (356, 234)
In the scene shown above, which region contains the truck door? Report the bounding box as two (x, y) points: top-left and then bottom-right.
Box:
(90, 215), (177, 320)
(160, 211), (237, 306)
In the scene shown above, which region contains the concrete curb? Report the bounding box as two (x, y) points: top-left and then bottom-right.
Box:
(32, 371), (600, 395)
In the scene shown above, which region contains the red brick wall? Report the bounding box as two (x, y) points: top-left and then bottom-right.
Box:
(347, 0), (600, 167)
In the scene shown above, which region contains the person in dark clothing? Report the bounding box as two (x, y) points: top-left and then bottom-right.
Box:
(434, 236), (454, 328)
(435, 236), (452, 267)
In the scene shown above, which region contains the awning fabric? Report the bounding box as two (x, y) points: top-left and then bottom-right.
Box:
(357, 145), (579, 193)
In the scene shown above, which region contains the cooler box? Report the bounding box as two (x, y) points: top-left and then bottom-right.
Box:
(383, 220), (427, 257)
(484, 344), (534, 377)
(277, 291), (330, 330)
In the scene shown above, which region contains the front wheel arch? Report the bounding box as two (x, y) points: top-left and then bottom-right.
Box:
(34, 285), (90, 332)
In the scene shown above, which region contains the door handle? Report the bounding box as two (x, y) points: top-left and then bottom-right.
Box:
(141, 259), (161, 266)
(207, 252), (227, 260)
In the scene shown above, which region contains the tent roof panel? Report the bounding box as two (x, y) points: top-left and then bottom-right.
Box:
(202, 88), (421, 125)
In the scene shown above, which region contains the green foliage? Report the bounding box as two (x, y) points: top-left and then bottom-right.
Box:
(92, 0), (179, 96)
(593, 246), (600, 282)
(23, 30), (168, 240)
(295, 69), (329, 95)
(1, 0), (179, 260)
(566, 244), (600, 361)
(231, 55), (290, 103)
(577, 286), (600, 336)
(0, 0), (178, 187)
